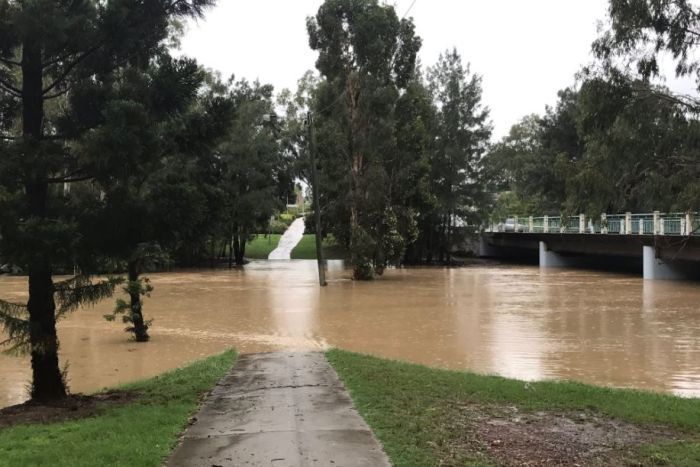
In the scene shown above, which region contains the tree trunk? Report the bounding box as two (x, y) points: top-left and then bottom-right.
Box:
(426, 218), (434, 264)
(238, 238), (247, 265)
(346, 73), (373, 280)
(23, 38), (67, 401)
(446, 210), (453, 266)
(209, 238), (216, 268)
(27, 262), (66, 401)
(228, 235), (234, 269)
(128, 262), (149, 342)
(232, 227), (244, 266)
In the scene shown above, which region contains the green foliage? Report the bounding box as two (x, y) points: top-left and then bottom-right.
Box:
(306, 2), (491, 268)
(54, 276), (122, 320)
(76, 54), (232, 339)
(0, 0), (217, 399)
(595, 0), (700, 101)
(567, 76), (700, 213)
(0, 276), (120, 356)
(269, 219), (291, 235)
(482, 77), (700, 217)
(104, 277), (154, 334)
(0, 300), (29, 356)
(210, 78), (292, 266)
(480, 1), (700, 219)
(308, 0), (425, 276)
(0, 350), (237, 467)
(421, 49), (491, 261)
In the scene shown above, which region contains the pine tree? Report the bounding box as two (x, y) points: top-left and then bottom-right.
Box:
(427, 49), (491, 262)
(0, 0), (214, 402)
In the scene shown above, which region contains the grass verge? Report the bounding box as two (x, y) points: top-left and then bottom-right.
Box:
(0, 350), (236, 467)
(244, 234), (281, 259)
(326, 349), (700, 466)
(291, 234), (346, 260)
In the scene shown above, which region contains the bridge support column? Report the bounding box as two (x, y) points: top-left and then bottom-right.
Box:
(643, 246), (686, 280)
(539, 241), (570, 268)
(479, 237), (498, 258)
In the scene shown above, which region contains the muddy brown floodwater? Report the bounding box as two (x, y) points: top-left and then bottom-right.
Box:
(1, 261), (700, 407)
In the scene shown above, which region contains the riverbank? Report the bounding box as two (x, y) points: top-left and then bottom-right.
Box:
(244, 233), (282, 258)
(0, 350), (236, 467)
(245, 232), (346, 259)
(327, 349), (700, 466)
(289, 233), (346, 259)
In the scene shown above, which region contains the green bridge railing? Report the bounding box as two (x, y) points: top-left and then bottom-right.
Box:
(487, 212), (699, 236)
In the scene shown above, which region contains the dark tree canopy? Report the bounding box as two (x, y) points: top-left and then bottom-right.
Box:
(595, 0), (700, 110)
(0, 0), (215, 402)
(307, 0), (423, 278)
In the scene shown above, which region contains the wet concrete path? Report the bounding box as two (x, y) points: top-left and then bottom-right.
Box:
(268, 218), (306, 260)
(168, 352), (390, 467)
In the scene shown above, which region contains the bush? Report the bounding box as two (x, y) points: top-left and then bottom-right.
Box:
(269, 219), (289, 234)
(279, 213), (295, 223)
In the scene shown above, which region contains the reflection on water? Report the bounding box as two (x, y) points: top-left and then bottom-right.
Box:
(1, 261), (700, 407)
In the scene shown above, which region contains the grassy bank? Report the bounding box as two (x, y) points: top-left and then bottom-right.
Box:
(243, 233), (345, 260)
(291, 234), (346, 260)
(0, 350), (236, 467)
(327, 349), (700, 466)
(244, 234), (281, 259)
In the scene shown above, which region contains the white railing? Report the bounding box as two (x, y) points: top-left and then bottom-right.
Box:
(486, 212), (699, 236)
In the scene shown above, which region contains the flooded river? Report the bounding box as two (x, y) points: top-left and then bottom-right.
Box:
(2, 261), (700, 407)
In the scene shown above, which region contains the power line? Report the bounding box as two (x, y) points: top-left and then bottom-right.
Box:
(401, 0), (418, 19)
(316, 88), (347, 114)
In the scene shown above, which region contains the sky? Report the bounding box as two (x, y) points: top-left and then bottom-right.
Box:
(179, 0), (693, 140)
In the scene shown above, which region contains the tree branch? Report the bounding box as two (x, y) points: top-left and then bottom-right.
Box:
(0, 56), (20, 67)
(42, 47), (97, 96)
(630, 84), (700, 113)
(43, 87), (71, 100)
(47, 175), (94, 184)
(42, 49), (78, 70)
(0, 76), (22, 97)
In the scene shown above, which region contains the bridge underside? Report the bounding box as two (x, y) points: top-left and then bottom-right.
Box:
(480, 233), (700, 281)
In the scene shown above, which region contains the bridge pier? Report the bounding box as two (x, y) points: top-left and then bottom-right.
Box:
(479, 237), (499, 258)
(482, 228), (700, 281)
(642, 246), (687, 280)
(539, 241), (572, 268)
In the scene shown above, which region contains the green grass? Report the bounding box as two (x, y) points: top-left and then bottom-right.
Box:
(0, 350), (237, 467)
(244, 233), (345, 260)
(326, 349), (700, 467)
(244, 234), (281, 259)
(291, 234), (346, 260)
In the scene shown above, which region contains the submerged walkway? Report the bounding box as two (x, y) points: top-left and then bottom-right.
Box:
(268, 218), (306, 260)
(168, 352), (390, 467)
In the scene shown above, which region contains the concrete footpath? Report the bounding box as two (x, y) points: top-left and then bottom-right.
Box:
(168, 352), (391, 467)
(268, 218), (306, 260)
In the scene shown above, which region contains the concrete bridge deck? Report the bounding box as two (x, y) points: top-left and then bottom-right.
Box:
(481, 232), (700, 281)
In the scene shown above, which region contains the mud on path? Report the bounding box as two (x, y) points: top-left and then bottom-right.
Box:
(441, 404), (682, 466)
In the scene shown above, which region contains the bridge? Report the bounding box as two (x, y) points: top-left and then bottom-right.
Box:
(480, 212), (700, 281)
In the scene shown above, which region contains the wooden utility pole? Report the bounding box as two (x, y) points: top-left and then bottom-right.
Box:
(307, 112), (327, 286)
